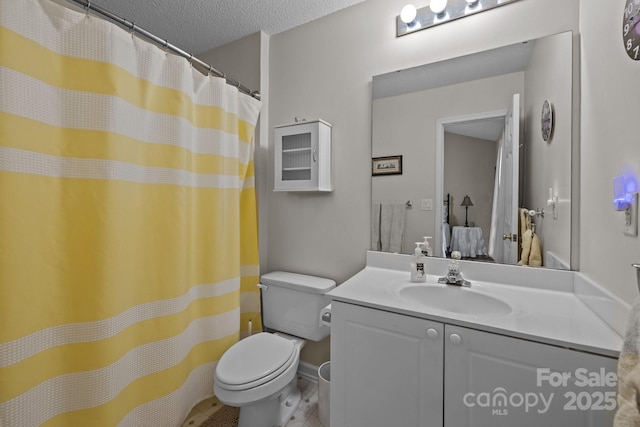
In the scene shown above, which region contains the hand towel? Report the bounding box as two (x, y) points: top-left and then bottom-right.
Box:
(442, 222), (451, 255)
(380, 202), (406, 253)
(371, 203), (381, 251)
(517, 208), (531, 264)
(614, 299), (640, 427)
(528, 232), (542, 267)
(518, 229), (542, 267)
(519, 207), (529, 237)
(518, 229), (532, 266)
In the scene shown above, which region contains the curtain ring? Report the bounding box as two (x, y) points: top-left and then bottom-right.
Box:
(130, 22), (136, 36)
(189, 54), (193, 67)
(85, 0), (91, 16)
(163, 39), (169, 54)
(207, 65), (213, 77)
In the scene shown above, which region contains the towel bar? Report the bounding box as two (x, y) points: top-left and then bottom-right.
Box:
(525, 208), (545, 218)
(634, 263), (640, 293)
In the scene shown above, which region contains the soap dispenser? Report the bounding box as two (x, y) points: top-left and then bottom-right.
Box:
(422, 236), (433, 256)
(410, 242), (427, 282)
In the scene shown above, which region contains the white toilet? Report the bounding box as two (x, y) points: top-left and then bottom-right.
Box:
(214, 271), (336, 427)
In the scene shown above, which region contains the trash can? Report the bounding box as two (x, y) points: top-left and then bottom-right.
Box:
(318, 361), (331, 427)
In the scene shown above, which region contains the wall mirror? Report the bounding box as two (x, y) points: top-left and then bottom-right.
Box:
(371, 31), (574, 270)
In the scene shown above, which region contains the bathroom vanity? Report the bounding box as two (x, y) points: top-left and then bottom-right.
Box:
(328, 252), (623, 427)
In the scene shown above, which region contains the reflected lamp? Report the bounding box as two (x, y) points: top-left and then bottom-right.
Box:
(461, 195), (474, 227)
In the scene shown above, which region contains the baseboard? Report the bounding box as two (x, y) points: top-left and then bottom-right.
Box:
(297, 361), (319, 381)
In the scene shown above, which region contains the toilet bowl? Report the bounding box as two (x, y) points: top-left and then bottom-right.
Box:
(213, 271), (336, 427)
(214, 332), (304, 427)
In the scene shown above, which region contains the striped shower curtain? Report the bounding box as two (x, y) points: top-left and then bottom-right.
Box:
(0, 0), (262, 425)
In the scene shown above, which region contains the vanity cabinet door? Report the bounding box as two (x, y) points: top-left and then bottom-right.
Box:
(331, 301), (444, 427)
(444, 325), (618, 427)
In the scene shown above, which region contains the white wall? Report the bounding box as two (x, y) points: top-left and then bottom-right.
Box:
(580, 0), (640, 302)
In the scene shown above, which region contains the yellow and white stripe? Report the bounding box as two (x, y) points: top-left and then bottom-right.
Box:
(0, 146), (250, 188)
(0, 68), (254, 160)
(0, 0), (262, 425)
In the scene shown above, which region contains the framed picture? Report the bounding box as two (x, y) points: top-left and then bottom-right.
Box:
(372, 155), (402, 176)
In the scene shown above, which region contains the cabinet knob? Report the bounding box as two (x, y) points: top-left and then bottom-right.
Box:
(449, 333), (462, 345)
(426, 328), (439, 339)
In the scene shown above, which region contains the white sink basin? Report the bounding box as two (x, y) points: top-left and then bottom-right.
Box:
(398, 285), (512, 316)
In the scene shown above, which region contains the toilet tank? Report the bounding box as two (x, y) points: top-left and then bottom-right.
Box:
(260, 271), (336, 341)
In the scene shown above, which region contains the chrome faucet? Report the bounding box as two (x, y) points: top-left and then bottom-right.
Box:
(438, 251), (471, 287)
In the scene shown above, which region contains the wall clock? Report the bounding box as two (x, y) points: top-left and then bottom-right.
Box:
(623, 0), (640, 60)
(540, 99), (553, 142)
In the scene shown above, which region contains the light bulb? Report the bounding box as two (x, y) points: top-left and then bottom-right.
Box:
(430, 0), (448, 15)
(465, 0), (481, 13)
(400, 4), (417, 24)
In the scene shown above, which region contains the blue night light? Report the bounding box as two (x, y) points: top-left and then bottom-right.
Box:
(613, 173), (639, 211)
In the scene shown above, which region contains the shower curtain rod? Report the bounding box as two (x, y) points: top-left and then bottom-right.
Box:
(66, 0), (261, 100)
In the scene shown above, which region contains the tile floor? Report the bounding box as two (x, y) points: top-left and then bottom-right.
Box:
(181, 376), (323, 427)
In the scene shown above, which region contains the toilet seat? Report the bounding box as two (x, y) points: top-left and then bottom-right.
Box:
(215, 333), (297, 391)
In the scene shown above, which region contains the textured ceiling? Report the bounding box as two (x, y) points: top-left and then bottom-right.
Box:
(87, 0), (367, 55)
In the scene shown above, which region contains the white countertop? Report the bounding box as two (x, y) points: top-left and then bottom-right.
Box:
(327, 254), (624, 358)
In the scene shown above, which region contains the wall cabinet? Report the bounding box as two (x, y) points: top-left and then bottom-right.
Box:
(274, 119), (332, 192)
(331, 301), (618, 427)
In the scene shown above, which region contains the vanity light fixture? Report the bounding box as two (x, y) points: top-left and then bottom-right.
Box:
(465, 0), (482, 13)
(430, 0), (448, 15)
(396, 0), (522, 37)
(400, 4), (418, 24)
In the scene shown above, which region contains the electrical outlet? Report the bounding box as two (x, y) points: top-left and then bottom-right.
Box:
(420, 199), (433, 211)
(624, 193), (639, 237)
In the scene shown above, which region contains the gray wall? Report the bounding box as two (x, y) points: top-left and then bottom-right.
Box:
(444, 132), (497, 236)
(580, 0), (640, 301)
(523, 32), (573, 266)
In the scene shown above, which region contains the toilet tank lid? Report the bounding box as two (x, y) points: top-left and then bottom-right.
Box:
(261, 271), (336, 294)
